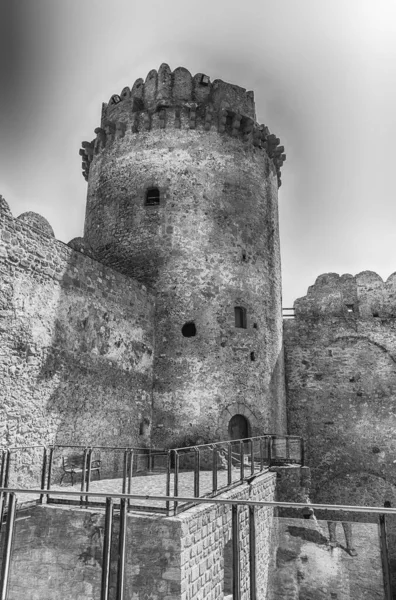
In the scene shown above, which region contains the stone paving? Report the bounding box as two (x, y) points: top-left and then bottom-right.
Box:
(14, 467), (262, 512)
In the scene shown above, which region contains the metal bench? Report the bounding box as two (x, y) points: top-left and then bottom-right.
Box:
(60, 454), (101, 486)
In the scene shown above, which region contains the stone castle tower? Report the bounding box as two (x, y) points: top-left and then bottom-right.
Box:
(80, 64), (287, 447)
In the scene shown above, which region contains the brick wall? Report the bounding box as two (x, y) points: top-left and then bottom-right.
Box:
(178, 470), (277, 600)
(0, 197), (155, 477)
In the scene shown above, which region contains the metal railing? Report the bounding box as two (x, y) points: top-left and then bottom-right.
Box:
(167, 435), (304, 514)
(0, 488), (393, 600)
(0, 435), (304, 515)
(282, 307), (295, 319)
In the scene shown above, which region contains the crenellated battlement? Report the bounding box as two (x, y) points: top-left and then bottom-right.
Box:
(104, 64), (256, 121)
(79, 65), (286, 187)
(293, 271), (396, 319)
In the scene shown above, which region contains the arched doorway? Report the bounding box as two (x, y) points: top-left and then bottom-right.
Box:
(228, 414), (249, 440)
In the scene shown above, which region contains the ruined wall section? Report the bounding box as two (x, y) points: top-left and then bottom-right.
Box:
(0, 197), (155, 450)
(284, 271), (396, 509)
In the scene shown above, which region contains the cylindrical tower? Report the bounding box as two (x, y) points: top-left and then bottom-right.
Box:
(81, 64), (287, 447)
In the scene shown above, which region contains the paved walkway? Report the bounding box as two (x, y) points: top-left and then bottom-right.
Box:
(13, 467), (255, 512)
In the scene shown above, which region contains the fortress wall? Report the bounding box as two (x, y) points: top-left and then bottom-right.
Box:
(3, 471), (276, 600)
(284, 272), (396, 510)
(0, 197), (155, 460)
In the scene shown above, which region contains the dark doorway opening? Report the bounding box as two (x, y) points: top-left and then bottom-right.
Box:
(228, 414), (249, 440)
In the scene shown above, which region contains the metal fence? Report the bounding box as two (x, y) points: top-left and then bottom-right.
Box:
(0, 435), (304, 515)
(168, 435), (304, 513)
(0, 488), (393, 600)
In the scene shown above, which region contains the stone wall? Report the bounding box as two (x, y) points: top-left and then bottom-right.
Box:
(0, 197), (155, 471)
(284, 271), (396, 596)
(1, 503), (183, 600)
(2, 471), (277, 600)
(268, 517), (385, 599)
(284, 272), (396, 508)
(178, 470), (277, 600)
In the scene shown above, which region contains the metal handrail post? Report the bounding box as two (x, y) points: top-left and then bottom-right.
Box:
(3, 450), (10, 488)
(127, 450), (133, 511)
(232, 504), (241, 600)
(101, 498), (114, 600)
(212, 447), (218, 493)
(40, 447), (48, 504)
(122, 449), (129, 495)
(46, 446), (54, 503)
(174, 451), (179, 515)
(249, 505), (256, 600)
(80, 448), (88, 505)
(116, 498), (127, 600)
(267, 437), (272, 466)
(227, 443), (232, 486)
(250, 440), (254, 476)
(240, 441), (244, 481)
(194, 448), (200, 498)
(379, 513), (392, 600)
(0, 450), (5, 487)
(165, 450), (171, 516)
(0, 493), (17, 600)
(259, 438), (264, 471)
(0, 491), (5, 537)
(86, 448), (93, 505)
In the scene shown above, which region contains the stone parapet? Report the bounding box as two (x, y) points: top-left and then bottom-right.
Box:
(79, 65), (286, 187)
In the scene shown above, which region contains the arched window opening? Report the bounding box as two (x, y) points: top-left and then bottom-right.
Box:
(223, 539), (233, 598)
(228, 414), (249, 441)
(145, 188), (160, 206)
(234, 306), (247, 329)
(182, 322), (196, 337)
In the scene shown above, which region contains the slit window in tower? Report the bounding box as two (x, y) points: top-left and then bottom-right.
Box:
(146, 188), (160, 206)
(346, 304), (354, 313)
(234, 307), (247, 329)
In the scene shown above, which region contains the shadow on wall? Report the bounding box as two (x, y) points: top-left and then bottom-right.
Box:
(0, 200), (155, 464)
(268, 518), (385, 600)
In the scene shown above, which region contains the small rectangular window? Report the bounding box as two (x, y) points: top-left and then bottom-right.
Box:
(146, 188), (160, 206)
(346, 304), (354, 313)
(234, 307), (247, 328)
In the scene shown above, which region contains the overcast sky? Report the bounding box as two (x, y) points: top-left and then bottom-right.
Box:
(1, 0), (395, 306)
